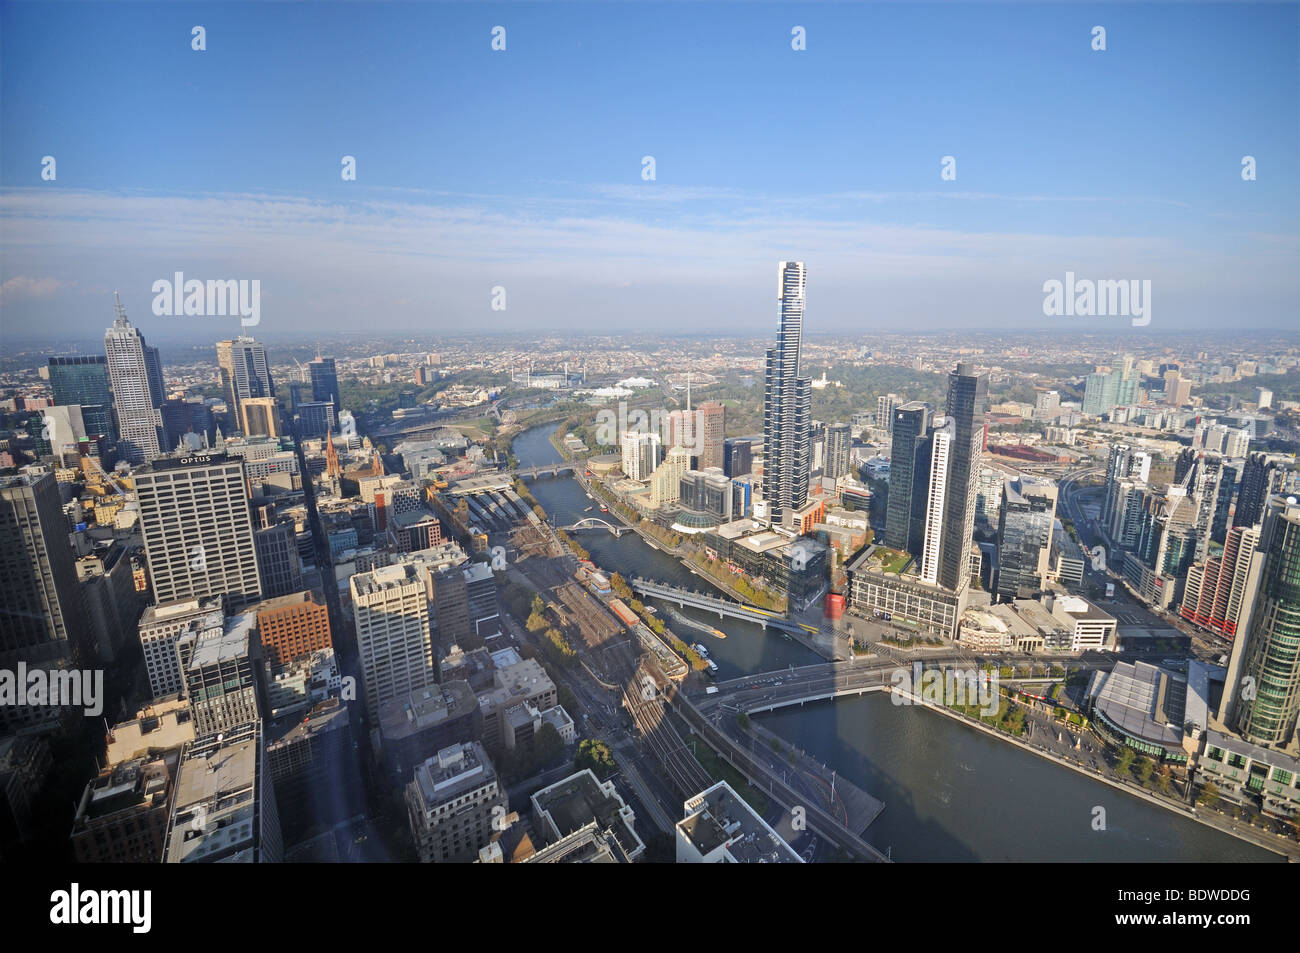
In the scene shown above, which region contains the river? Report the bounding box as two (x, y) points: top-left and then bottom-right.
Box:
(511, 422), (1281, 862)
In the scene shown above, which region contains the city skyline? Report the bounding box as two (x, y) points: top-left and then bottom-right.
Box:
(4, 0), (1300, 887)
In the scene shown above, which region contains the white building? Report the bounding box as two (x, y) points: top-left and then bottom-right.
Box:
(351, 562), (435, 722)
(676, 781), (802, 863)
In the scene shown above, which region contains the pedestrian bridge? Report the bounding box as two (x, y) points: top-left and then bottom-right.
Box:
(559, 517), (630, 537)
(629, 578), (808, 635)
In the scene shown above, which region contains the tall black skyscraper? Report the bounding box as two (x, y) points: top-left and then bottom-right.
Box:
(309, 357), (341, 415)
(885, 401), (932, 556)
(761, 261), (812, 521)
(937, 363), (988, 592)
(1235, 453), (1279, 529)
(723, 437), (753, 478)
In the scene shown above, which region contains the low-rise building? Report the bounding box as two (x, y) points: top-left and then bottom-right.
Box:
(1199, 731), (1300, 816)
(676, 780), (802, 863)
(163, 721), (283, 863)
(406, 742), (506, 863)
(71, 753), (176, 863)
(528, 769), (644, 863)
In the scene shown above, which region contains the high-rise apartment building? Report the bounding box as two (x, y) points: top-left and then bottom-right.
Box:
(351, 563), (435, 722)
(1035, 390), (1061, 420)
(885, 401), (932, 556)
(216, 336), (275, 436)
(1082, 356), (1139, 417)
(1107, 478), (1148, 550)
(1181, 524), (1261, 639)
(996, 476), (1058, 600)
(762, 261), (812, 521)
(134, 454), (263, 610)
(918, 421), (953, 586)
(823, 422), (851, 481)
(650, 445), (691, 506)
(1222, 496), (1300, 746)
(0, 473), (92, 734)
(876, 394), (902, 433)
(1101, 445), (1151, 529)
(104, 294), (166, 463)
(936, 363), (988, 593)
(621, 430), (662, 482)
(1236, 453), (1281, 529)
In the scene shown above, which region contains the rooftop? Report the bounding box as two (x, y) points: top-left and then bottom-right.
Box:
(678, 781), (803, 863)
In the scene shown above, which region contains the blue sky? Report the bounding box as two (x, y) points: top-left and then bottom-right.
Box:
(2, 1), (1297, 340)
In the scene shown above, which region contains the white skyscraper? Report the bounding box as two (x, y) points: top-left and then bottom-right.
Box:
(134, 454), (263, 610)
(920, 420), (953, 585)
(621, 430), (662, 482)
(351, 562), (435, 722)
(104, 293), (166, 463)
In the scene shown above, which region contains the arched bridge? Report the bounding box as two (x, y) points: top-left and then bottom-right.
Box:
(559, 517), (630, 537)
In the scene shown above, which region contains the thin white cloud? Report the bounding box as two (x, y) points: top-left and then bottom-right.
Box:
(0, 275), (65, 301)
(0, 187), (1293, 334)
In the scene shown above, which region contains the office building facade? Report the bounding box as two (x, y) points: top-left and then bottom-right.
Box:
(134, 454), (264, 610)
(217, 336), (275, 436)
(0, 473), (92, 734)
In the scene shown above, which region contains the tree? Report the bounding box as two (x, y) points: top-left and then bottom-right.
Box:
(575, 739), (617, 777)
(1116, 747), (1136, 778)
(1197, 782), (1221, 808)
(1136, 758), (1155, 786)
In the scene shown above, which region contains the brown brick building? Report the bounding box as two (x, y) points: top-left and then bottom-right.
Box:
(255, 590), (333, 670)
